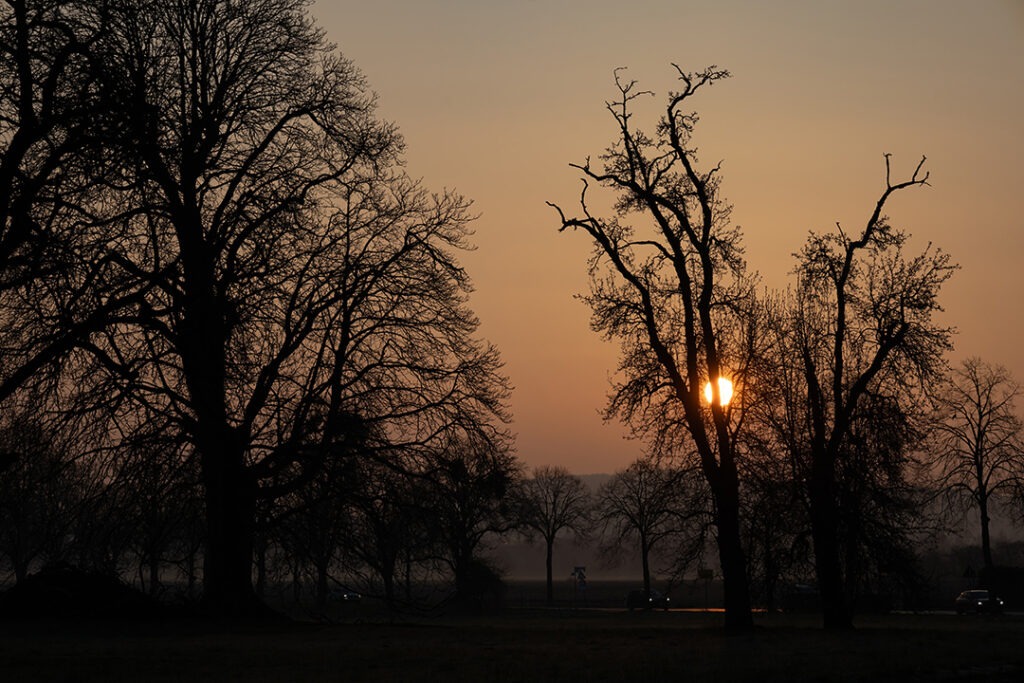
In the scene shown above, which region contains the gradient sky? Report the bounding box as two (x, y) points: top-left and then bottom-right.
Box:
(314, 1), (1024, 474)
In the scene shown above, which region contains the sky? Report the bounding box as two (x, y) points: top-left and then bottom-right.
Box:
(313, 1), (1024, 475)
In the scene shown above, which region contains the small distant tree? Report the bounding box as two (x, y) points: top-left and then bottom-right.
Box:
(595, 457), (699, 593)
(0, 412), (75, 582)
(343, 458), (420, 609)
(515, 465), (591, 606)
(423, 437), (520, 609)
(925, 358), (1023, 571)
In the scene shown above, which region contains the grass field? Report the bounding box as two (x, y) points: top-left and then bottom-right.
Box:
(3, 607), (1023, 682)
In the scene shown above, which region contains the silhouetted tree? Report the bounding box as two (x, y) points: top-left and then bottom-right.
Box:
(32, 0), (510, 616)
(550, 65), (755, 629)
(515, 465), (591, 606)
(740, 429), (807, 613)
(595, 457), (697, 593)
(340, 455), (435, 610)
(925, 358), (1023, 571)
(787, 155), (955, 629)
(117, 436), (199, 597)
(271, 462), (351, 612)
(423, 436), (519, 610)
(0, 1), (145, 402)
(0, 410), (76, 582)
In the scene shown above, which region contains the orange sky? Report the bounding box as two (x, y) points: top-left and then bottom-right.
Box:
(314, 1), (1024, 474)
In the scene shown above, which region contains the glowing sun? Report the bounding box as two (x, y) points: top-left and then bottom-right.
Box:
(703, 377), (734, 406)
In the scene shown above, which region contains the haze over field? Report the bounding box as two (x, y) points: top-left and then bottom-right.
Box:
(316, 0), (1024, 474)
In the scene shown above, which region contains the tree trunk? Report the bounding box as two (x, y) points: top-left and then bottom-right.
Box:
(380, 545), (399, 610)
(149, 554), (160, 596)
(715, 485), (754, 631)
(316, 559), (329, 610)
(545, 539), (554, 607)
(382, 570), (396, 610)
(200, 447), (261, 616)
(185, 547), (197, 598)
(13, 556), (28, 584)
(809, 453), (853, 630)
(254, 539), (267, 598)
(641, 535), (651, 594)
(404, 552), (412, 603)
(291, 562), (302, 604)
(979, 493), (995, 571)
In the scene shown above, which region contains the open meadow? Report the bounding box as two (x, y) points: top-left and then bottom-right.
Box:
(3, 604), (1023, 683)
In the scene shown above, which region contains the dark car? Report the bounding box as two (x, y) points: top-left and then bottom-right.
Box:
(626, 589), (671, 611)
(954, 589), (1004, 614)
(328, 588), (362, 603)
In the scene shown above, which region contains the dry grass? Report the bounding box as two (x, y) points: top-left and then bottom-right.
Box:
(2, 609), (1023, 682)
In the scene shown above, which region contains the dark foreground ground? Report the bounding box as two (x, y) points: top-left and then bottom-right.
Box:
(2, 608), (1023, 682)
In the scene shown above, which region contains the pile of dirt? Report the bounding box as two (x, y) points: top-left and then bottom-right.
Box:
(0, 564), (167, 621)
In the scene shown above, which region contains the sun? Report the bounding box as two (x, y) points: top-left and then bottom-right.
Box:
(703, 377), (733, 406)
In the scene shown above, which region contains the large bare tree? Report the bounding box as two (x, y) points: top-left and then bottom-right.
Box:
(550, 65), (755, 629)
(35, 0), (512, 616)
(788, 155), (955, 629)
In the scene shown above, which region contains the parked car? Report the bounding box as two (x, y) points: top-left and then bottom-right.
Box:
(626, 589), (671, 610)
(954, 589), (1003, 614)
(328, 588), (362, 603)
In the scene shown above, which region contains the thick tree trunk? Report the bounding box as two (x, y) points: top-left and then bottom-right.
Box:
(254, 539), (267, 598)
(715, 486), (754, 631)
(809, 453), (853, 630)
(178, 234), (269, 618)
(13, 556), (28, 584)
(200, 448), (261, 617)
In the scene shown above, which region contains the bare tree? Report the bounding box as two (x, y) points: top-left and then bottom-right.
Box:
(0, 1), (147, 402)
(515, 465), (591, 606)
(595, 457), (699, 594)
(925, 358), (1023, 571)
(0, 410), (76, 582)
(740, 428), (808, 613)
(550, 65), (755, 629)
(422, 436), (520, 610)
(19, 0), (512, 617)
(336, 453), (445, 610)
(788, 155), (955, 629)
